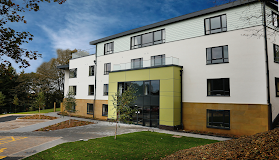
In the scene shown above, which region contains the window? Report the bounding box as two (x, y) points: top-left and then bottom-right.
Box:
(89, 65), (94, 76)
(104, 63), (111, 75)
(206, 46), (228, 64)
(69, 86), (76, 95)
(151, 54), (165, 66)
(131, 58), (143, 69)
(103, 84), (108, 96)
(88, 85), (94, 95)
(69, 68), (77, 78)
(272, 12), (279, 27)
(131, 29), (165, 49)
(87, 103), (94, 115)
(205, 14), (227, 34)
(207, 78), (230, 96)
(274, 44), (279, 63)
(276, 78), (279, 97)
(207, 110), (230, 129)
(104, 42), (114, 55)
(102, 104), (108, 116)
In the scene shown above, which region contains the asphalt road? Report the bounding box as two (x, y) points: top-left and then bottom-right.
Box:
(0, 116), (24, 123)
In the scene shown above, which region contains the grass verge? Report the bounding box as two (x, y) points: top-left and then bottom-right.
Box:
(13, 108), (60, 114)
(24, 131), (218, 160)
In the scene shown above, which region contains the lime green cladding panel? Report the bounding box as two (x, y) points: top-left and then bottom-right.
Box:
(108, 65), (182, 127)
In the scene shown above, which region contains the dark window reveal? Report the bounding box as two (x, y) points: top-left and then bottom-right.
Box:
(131, 58), (143, 69)
(69, 68), (77, 78)
(69, 86), (76, 95)
(205, 14), (227, 34)
(103, 84), (109, 96)
(104, 63), (111, 75)
(89, 65), (94, 76)
(131, 29), (165, 49)
(272, 12), (279, 27)
(151, 54), (165, 66)
(276, 78), (279, 97)
(207, 78), (230, 96)
(207, 110), (230, 129)
(207, 46), (228, 64)
(102, 104), (108, 116)
(104, 42), (114, 55)
(88, 85), (94, 95)
(274, 44), (279, 63)
(87, 103), (94, 115)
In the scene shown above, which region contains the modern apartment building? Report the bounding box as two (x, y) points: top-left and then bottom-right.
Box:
(58, 0), (279, 136)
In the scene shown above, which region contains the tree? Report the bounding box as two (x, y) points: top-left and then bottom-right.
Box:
(0, 92), (6, 108)
(34, 91), (45, 118)
(112, 85), (138, 140)
(63, 91), (77, 125)
(13, 94), (19, 113)
(0, 0), (66, 68)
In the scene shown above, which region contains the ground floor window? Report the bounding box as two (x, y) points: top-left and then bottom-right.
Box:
(102, 104), (108, 116)
(87, 103), (94, 115)
(207, 109), (230, 129)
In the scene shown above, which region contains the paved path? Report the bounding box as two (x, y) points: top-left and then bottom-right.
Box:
(0, 112), (231, 160)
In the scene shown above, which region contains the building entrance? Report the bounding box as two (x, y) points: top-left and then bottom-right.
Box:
(118, 80), (159, 128)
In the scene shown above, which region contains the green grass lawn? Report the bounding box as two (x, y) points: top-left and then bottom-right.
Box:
(13, 108), (60, 114)
(25, 131), (218, 160)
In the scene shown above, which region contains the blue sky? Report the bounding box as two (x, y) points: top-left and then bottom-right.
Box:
(7, 0), (220, 73)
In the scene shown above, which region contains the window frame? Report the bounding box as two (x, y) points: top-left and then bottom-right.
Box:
(151, 54), (165, 66)
(87, 103), (94, 115)
(204, 14), (227, 35)
(274, 44), (279, 63)
(69, 86), (77, 95)
(69, 68), (77, 78)
(104, 42), (114, 55)
(104, 63), (111, 75)
(207, 109), (230, 130)
(206, 45), (229, 64)
(276, 77), (279, 97)
(88, 85), (94, 96)
(102, 104), (108, 116)
(89, 65), (95, 76)
(272, 11), (279, 27)
(103, 84), (109, 96)
(207, 78), (230, 96)
(130, 29), (165, 50)
(131, 58), (143, 69)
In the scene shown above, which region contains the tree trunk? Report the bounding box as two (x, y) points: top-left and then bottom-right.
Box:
(115, 121), (117, 140)
(39, 106), (40, 119)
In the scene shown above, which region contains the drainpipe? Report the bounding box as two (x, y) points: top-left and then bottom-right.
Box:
(180, 68), (183, 129)
(263, 1), (272, 130)
(93, 45), (97, 119)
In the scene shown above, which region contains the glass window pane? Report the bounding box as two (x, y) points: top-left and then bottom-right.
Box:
(223, 46), (228, 59)
(206, 48), (211, 61)
(143, 106), (150, 119)
(212, 47), (223, 59)
(221, 15), (227, 28)
(210, 28), (221, 33)
(210, 17), (221, 29)
(205, 19), (210, 32)
(144, 81), (149, 95)
(212, 79), (223, 90)
(142, 33), (153, 46)
(154, 30), (162, 41)
(144, 96), (150, 105)
(150, 80), (160, 95)
(132, 81), (143, 96)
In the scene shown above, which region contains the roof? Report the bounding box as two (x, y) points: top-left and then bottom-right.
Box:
(57, 64), (69, 70)
(89, 0), (259, 45)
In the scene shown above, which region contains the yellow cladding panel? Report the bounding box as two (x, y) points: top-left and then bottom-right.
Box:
(173, 108), (181, 125)
(160, 95), (174, 109)
(173, 67), (182, 80)
(150, 67), (174, 80)
(126, 70), (150, 81)
(174, 79), (181, 93)
(160, 79), (174, 92)
(109, 72), (126, 83)
(160, 108), (174, 126)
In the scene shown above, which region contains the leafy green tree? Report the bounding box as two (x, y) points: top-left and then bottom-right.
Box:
(0, 92), (6, 108)
(63, 91), (77, 125)
(13, 94), (19, 113)
(0, 0), (66, 68)
(112, 85), (138, 139)
(34, 91), (45, 118)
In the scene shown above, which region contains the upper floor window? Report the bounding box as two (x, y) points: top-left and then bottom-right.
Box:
(103, 84), (109, 96)
(69, 86), (76, 95)
(272, 12), (279, 27)
(69, 68), (77, 78)
(205, 14), (227, 35)
(89, 65), (94, 76)
(207, 78), (230, 96)
(131, 29), (165, 49)
(274, 44), (279, 63)
(151, 54), (165, 66)
(104, 42), (114, 55)
(206, 45), (228, 64)
(131, 58), (143, 69)
(104, 63), (111, 75)
(88, 85), (94, 95)
(276, 78), (279, 97)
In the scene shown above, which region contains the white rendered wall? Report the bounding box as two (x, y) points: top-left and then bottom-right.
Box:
(64, 70), (69, 96)
(96, 2), (262, 57)
(96, 26), (267, 104)
(68, 54), (95, 100)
